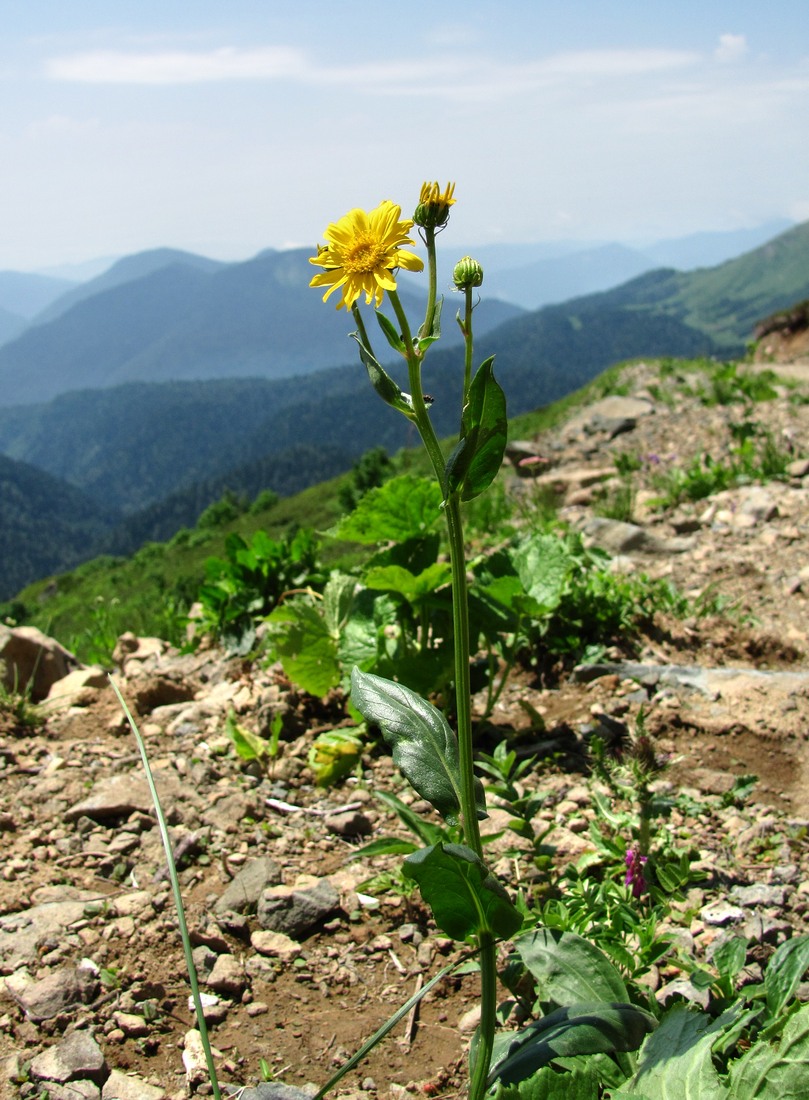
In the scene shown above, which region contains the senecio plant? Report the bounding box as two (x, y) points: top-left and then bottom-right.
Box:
(308, 185), (654, 1099)
(310, 183), (515, 1098)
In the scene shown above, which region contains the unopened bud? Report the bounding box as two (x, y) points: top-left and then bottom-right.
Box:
(453, 256), (484, 290)
(413, 181), (456, 230)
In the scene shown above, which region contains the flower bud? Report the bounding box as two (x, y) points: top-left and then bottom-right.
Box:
(453, 256), (484, 290)
(413, 181), (456, 230)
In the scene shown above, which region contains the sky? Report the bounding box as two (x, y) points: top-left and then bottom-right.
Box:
(1, 0), (808, 272)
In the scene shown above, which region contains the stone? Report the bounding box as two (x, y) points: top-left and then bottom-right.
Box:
(257, 877), (340, 939)
(15, 965), (98, 1022)
(44, 667), (109, 711)
(102, 1069), (166, 1099)
(563, 395), (654, 440)
(250, 929), (302, 962)
(38, 1083), (101, 1100)
(323, 810), (373, 838)
(65, 771), (184, 822)
(206, 953), (246, 998)
(701, 902), (745, 927)
(580, 517), (694, 555)
(0, 624), (79, 701)
(730, 884), (789, 908)
(113, 1011), (150, 1037)
(29, 1030), (107, 1084)
(214, 856), (283, 915)
(234, 1084), (318, 1100)
(0, 889), (103, 970)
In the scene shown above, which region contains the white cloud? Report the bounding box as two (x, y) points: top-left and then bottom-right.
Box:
(43, 43), (699, 97)
(45, 46), (307, 85)
(714, 34), (748, 64)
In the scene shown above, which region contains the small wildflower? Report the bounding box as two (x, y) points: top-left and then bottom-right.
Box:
(414, 181), (456, 230)
(309, 201), (423, 311)
(624, 843), (648, 899)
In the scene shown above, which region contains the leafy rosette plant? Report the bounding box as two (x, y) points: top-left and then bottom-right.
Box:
(308, 185), (654, 1099)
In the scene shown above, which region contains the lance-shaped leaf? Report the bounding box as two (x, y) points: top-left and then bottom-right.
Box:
(350, 667), (485, 824)
(446, 357), (507, 501)
(374, 308), (407, 354)
(403, 842), (521, 942)
(487, 1002), (657, 1088)
(350, 332), (413, 417)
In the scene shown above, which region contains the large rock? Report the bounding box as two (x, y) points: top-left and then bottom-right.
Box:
(0, 625), (80, 701)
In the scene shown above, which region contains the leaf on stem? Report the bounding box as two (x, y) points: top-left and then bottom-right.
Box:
(403, 842), (521, 942)
(350, 332), (413, 417)
(374, 309), (407, 354)
(446, 357), (507, 501)
(350, 667), (485, 824)
(487, 1001), (657, 1088)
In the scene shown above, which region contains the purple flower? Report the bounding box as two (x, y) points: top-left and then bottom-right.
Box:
(624, 843), (648, 899)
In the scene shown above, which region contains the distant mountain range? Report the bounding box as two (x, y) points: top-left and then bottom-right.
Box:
(0, 217), (807, 600)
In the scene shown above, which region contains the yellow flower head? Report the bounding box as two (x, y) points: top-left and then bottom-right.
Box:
(414, 181), (456, 230)
(309, 201), (424, 311)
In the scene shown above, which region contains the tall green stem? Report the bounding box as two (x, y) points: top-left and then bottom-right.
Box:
(391, 262), (496, 1100)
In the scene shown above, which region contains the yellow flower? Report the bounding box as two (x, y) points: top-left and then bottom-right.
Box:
(309, 201), (424, 311)
(414, 181), (456, 229)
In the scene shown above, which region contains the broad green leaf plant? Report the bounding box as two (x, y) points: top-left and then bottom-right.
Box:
(310, 185), (517, 1099)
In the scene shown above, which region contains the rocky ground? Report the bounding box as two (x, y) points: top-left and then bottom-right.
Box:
(1, 356), (809, 1100)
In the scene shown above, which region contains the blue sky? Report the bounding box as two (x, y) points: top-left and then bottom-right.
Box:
(2, 0), (808, 270)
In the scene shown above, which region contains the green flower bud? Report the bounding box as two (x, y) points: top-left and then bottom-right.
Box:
(453, 256), (484, 290)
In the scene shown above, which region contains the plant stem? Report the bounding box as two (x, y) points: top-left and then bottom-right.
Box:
(462, 285), (474, 405)
(393, 264), (497, 1100)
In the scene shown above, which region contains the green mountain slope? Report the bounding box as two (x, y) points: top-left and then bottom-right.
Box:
(592, 220), (809, 349)
(0, 453), (119, 601)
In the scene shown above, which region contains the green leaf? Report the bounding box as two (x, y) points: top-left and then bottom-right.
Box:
(350, 332), (413, 417)
(511, 534), (572, 611)
(492, 1063), (601, 1100)
(373, 789), (449, 848)
(488, 1002), (657, 1087)
(267, 599), (340, 697)
(335, 476), (442, 545)
(322, 572), (357, 635)
(403, 842), (521, 941)
(712, 936), (748, 981)
(364, 561), (452, 603)
(226, 711), (268, 764)
(446, 357), (508, 501)
(374, 309), (407, 354)
(618, 1005), (734, 1098)
(728, 1000), (809, 1098)
(516, 928), (630, 1007)
(307, 729), (363, 787)
(764, 934), (809, 1019)
(350, 668), (485, 824)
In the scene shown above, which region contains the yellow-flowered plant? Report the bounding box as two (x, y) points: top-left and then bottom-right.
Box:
(310, 183), (514, 1100)
(306, 184), (655, 1100)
